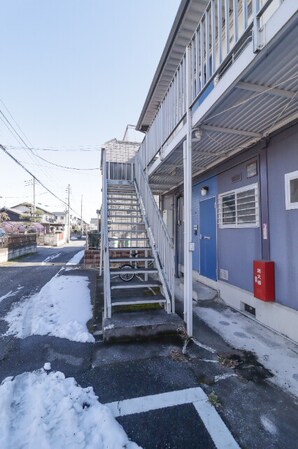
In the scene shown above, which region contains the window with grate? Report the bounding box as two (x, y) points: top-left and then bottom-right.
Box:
(218, 183), (259, 228)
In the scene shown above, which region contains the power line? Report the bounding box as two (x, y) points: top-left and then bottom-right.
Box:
(6, 145), (100, 152)
(0, 143), (84, 219)
(29, 152), (100, 171)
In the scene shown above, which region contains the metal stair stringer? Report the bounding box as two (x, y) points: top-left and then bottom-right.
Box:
(134, 178), (174, 314)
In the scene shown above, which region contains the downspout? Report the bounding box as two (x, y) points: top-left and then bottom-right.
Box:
(259, 139), (270, 260)
(183, 44), (194, 337)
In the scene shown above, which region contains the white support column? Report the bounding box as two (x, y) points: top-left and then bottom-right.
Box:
(183, 45), (193, 337)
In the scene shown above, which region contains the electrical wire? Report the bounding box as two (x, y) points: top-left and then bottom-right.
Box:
(0, 144), (84, 219)
(30, 152), (100, 171)
(6, 145), (100, 152)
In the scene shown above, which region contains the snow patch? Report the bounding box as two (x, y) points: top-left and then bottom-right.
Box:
(66, 250), (85, 266)
(44, 362), (51, 371)
(0, 369), (141, 449)
(4, 274), (94, 343)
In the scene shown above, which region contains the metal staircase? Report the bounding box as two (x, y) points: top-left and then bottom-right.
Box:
(107, 182), (171, 313)
(100, 149), (174, 326)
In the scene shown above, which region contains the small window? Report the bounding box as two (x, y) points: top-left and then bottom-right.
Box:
(218, 183), (259, 228)
(285, 170), (298, 210)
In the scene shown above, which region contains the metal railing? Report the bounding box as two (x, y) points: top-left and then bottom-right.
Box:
(107, 161), (134, 182)
(134, 154), (175, 310)
(99, 149), (111, 318)
(138, 0), (278, 168)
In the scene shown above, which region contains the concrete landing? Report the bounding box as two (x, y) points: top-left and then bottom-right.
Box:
(176, 277), (218, 302)
(103, 310), (185, 343)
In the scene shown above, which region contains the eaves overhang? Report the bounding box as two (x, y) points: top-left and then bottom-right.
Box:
(136, 0), (208, 132)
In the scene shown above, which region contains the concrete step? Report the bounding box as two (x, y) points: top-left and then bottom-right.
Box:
(103, 310), (185, 343)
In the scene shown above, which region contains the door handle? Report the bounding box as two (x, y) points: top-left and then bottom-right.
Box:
(204, 236), (211, 240)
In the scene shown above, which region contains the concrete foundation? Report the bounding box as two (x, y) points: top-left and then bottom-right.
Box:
(103, 310), (185, 343)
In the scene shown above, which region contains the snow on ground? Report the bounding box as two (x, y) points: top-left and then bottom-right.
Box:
(0, 368), (141, 449)
(4, 274), (94, 343)
(196, 306), (298, 398)
(66, 250), (85, 265)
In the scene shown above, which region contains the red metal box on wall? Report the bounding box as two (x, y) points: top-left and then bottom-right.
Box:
(253, 260), (275, 302)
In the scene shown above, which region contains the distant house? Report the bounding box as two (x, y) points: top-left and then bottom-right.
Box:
(10, 203), (56, 223)
(0, 207), (24, 222)
(90, 218), (100, 231)
(52, 211), (67, 225)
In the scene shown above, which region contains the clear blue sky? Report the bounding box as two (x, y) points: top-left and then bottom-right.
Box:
(0, 0), (180, 220)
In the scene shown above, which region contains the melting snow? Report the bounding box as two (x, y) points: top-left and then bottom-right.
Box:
(196, 307), (298, 398)
(0, 368), (141, 449)
(66, 250), (85, 265)
(4, 274), (94, 343)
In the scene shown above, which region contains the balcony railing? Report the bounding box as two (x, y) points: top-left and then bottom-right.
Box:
(138, 0), (279, 169)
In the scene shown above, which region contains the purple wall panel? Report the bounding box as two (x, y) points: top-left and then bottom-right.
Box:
(267, 123), (298, 310)
(217, 157), (261, 292)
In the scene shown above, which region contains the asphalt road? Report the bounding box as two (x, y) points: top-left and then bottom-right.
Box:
(0, 243), (298, 449)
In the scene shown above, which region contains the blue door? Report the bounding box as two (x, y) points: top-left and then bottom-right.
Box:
(200, 198), (217, 280)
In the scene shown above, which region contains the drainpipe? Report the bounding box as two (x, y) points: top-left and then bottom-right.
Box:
(183, 44), (194, 337)
(259, 141), (270, 260)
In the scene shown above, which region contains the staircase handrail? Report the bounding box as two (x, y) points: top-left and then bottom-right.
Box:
(134, 153), (175, 308)
(100, 148), (111, 318)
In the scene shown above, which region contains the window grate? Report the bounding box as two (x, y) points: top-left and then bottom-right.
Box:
(218, 183), (259, 228)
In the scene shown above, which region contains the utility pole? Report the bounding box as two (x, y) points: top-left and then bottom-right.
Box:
(33, 177), (36, 216)
(66, 184), (70, 243)
(80, 194), (83, 235)
(25, 177), (36, 218)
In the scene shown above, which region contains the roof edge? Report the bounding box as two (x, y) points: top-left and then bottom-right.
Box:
(136, 0), (189, 131)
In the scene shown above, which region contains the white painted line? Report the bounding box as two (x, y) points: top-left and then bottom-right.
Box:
(106, 387), (206, 418)
(193, 398), (240, 449)
(214, 373), (237, 382)
(192, 337), (217, 354)
(105, 387), (240, 449)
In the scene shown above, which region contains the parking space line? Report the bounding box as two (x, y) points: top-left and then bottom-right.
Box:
(105, 387), (240, 449)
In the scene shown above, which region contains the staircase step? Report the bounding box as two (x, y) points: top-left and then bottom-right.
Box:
(108, 221), (144, 226)
(108, 196), (138, 204)
(108, 229), (146, 234)
(108, 209), (140, 213)
(108, 188), (135, 193)
(103, 310), (185, 343)
(109, 237), (148, 241)
(110, 267), (158, 275)
(109, 247), (151, 252)
(108, 214), (142, 219)
(111, 280), (161, 290)
(110, 257), (154, 263)
(111, 297), (166, 307)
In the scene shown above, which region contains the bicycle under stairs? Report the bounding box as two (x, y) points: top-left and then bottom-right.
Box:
(107, 182), (171, 315)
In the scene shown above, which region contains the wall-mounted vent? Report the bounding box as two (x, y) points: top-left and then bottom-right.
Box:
(244, 303), (256, 316)
(232, 173), (242, 183)
(219, 268), (229, 281)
